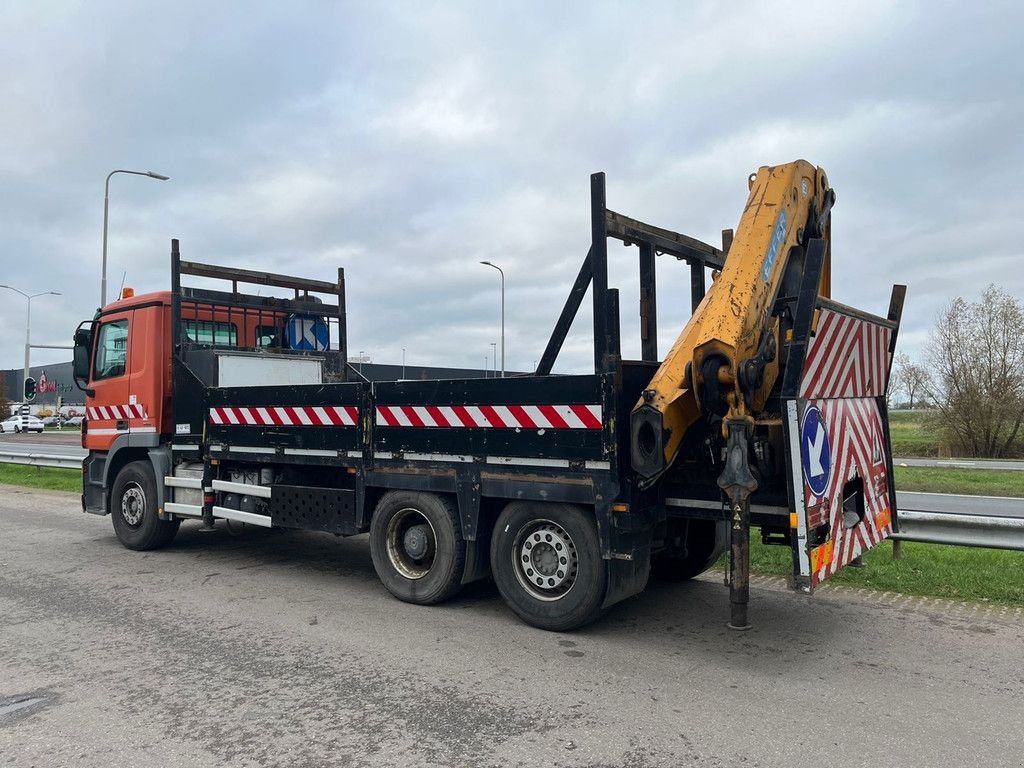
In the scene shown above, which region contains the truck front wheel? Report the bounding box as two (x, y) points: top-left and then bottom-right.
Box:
(369, 491), (466, 605)
(110, 460), (180, 551)
(490, 502), (606, 631)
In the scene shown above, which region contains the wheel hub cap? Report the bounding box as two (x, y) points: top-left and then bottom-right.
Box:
(403, 524), (430, 559)
(121, 484), (145, 527)
(513, 520), (578, 601)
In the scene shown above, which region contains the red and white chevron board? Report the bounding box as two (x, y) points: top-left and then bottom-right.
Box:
(800, 308), (892, 399)
(87, 404), (147, 420)
(805, 397), (893, 587)
(209, 406), (359, 427)
(375, 404), (603, 430)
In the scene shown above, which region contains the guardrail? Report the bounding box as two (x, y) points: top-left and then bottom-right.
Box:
(892, 509), (1024, 552)
(1, 449), (1022, 551)
(0, 449), (83, 470)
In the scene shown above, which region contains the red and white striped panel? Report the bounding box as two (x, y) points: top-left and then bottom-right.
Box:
(209, 406), (359, 427)
(375, 404), (603, 430)
(805, 397), (894, 587)
(800, 308), (892, 399)
(87, 404), (147, 420)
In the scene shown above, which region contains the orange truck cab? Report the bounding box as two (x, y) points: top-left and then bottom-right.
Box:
(72, 285), (297, 518)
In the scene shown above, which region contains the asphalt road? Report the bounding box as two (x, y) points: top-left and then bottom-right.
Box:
(0, 431), (83, 456)
(2, 488), (1023, 767)
(897, 491), (1024, 519)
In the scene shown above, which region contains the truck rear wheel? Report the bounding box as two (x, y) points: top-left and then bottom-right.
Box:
(490, 502), (606, 631)
(369, 491), (465, 605)
(650, 519), (726, 582)
(110, 460), (181, 551)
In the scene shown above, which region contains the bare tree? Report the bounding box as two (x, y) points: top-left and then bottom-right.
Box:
(0, 375), (8, 417)
(891, 352), (929, 409)
(925, 285), (1024, 458)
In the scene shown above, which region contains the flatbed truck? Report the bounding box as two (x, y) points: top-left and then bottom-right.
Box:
(73, 162), (905, 630)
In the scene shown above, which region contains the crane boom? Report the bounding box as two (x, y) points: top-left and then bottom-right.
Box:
(631, 160), (835, 482)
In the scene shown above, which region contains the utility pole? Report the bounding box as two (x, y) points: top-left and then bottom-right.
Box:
(480, 261), (505, 377)
(102, 169), (169, 307)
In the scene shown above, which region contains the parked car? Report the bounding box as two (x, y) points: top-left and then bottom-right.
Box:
(42, 416), (61, 427)
(64, 415), (84, 427)
(0, 415), (45, 434)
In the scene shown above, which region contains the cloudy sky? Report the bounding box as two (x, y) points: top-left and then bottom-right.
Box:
(1, 1), (1020, 377)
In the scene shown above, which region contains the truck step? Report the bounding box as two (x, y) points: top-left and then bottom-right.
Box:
(212, 506), (273, 528)
(211, 479), (272, 499)
(165, 502), (203, 518)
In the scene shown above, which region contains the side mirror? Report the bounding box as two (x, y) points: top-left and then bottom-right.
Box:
(72, 323), (93, 390)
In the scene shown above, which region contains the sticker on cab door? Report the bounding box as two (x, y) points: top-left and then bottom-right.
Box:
(175, 423), (190, 435)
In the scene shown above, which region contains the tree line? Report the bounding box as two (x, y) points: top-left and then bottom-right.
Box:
(891, 285), (1024, 458)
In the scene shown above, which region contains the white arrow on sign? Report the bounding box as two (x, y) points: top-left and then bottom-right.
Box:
(807, 425), (826, 478)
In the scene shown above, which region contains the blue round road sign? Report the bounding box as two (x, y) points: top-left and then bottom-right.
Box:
(801, 405), (832, 497)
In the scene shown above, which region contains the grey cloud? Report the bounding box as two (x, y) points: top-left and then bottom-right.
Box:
(1, 1), (1021, 376)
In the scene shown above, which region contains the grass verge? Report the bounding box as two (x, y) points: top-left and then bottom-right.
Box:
(748, 536), (1024, 607)
(894, 466), (1024, 497)
(889, 410), (941, 457)
(0, 464), (80, 493)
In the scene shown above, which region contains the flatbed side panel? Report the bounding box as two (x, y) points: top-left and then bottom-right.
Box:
(206, 382), (364, 453)
(788, 306), (896, 589)
(372, 375), (608, 463)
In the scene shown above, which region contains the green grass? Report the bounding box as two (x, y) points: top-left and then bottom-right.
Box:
(748, 537), (1024, 607)
(0, 464), (80, 493)
(889, 410), (942, 457)
(894, 466), (1024, 497)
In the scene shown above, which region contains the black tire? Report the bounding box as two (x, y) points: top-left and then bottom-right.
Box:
(490, 502), (606, 632)
(110, 460), (181, 551)
(369, 491), (466, 605)
(650, 519), (726, 582)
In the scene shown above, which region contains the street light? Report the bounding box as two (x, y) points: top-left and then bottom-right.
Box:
(480, 261), (504, 377)
(0, 285), (61, 407)
(102, 169), (170, 307)
(490, 342), (497, 378)
(402, 347), (406, 379)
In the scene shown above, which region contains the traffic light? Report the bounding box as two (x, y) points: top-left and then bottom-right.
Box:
(24, 377), (36, 401)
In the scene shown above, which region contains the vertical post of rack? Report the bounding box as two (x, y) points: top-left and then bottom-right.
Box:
(591, 172), (611, 373)
(639, 242), (657, 361)
(170, 239), (181, 357)
(337, 267), (348, 382)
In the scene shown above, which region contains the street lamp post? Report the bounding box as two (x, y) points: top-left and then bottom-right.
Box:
(402, 347), (406, 379)
(0, 285), (61, 407)
(479, 261), (504, 377)
(102, 169), (170, 307)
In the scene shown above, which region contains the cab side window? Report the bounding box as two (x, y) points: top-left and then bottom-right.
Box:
(93, 319), (129, 380)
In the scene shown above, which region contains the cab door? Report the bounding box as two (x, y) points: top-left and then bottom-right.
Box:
(84, 311), (132, 452)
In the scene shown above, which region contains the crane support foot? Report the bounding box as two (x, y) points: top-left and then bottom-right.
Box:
(718, 417), (758, 631)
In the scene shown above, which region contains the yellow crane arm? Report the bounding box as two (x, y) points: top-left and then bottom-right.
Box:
(630, 160), (833, 482)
